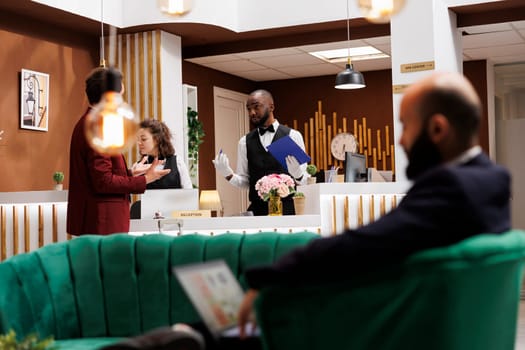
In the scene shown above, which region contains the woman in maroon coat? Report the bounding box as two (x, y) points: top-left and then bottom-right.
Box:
(67, 67), (169, 235)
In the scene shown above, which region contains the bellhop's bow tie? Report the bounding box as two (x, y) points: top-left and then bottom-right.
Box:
(258, 124), (275, 135)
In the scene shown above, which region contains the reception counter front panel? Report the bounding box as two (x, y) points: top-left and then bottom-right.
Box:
(0, 182), (410, 260)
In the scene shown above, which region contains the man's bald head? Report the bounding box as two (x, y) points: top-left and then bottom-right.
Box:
(404, 72), (482, 149)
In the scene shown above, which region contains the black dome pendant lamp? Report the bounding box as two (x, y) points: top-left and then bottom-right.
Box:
(335, 0), (366, 90)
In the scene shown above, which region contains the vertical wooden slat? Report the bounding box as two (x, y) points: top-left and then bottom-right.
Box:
(1, 206), (5, 261)
(327, 127), (332, 167)
(155, 30), (162, 121)
(362, 117), (367, 148)
(344, 196), (349, 230)
(52, 204), (58, 243)
(147, 31), (154, 120)
(391, 195), (397, 209)
(369, 195), (375, 223)
(390, 145), (395, 175)
(358, 195), (363, 227)
(377, 129), (382, 160)
(321, 114), (326, 170)
(331, 196), (337, 236)
(382, 151), (387, 170)
(380, 195), (386, 216)
(367, 128), (372, 154)
(12, 206), (19, 256)
(38, 205), (44, 248)
(309, 117), (314, 165)
(130, 33), (137, 119)
(353, 119), (357, 138)
(138, 32), (145, 121)
(314, 112), (320, 168)
(24, 205), (30, 252)
(385, 125), (390, 156)
(373, 148), (377, 169)
(358, 125), (363, 154)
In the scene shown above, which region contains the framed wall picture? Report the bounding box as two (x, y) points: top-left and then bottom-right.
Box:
(20, 69), (49, 131)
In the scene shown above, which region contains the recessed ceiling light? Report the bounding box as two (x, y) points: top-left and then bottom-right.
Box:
(310, 46), (389, 63)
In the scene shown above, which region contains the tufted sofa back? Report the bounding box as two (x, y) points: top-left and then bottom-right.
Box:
(0, 232), (318, 341)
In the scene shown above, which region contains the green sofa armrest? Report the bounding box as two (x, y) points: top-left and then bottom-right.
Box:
(255, 230), (525, 350)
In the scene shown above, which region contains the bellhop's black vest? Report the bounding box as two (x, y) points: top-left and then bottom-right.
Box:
(145, 155), (182, 189)
(246, 125), (296, 216)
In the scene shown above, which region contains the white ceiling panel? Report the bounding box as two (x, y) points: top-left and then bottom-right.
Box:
(464, 44), (525, 59)
(462, 31), (523, 49)
(185, 21), (525, 82)
(236, 47), (303, 59)
(204, 59), (268, 72)
(237, 69), (293, 81)
(279, 63), (342, 77)
(250, 52), (326, 67)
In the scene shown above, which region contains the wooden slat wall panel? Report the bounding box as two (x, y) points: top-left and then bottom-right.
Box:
(12, 206), (18, 255)
(24, 206), (30, 252)
(1, 206), (5, 261)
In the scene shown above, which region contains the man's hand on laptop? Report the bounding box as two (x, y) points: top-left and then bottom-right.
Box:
(238, 289), (259, 339)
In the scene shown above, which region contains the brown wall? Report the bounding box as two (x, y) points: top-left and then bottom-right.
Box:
(0, 11), (98, 192)
(182, 61), (256, 190)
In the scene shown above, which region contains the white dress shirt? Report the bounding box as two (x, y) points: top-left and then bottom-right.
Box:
(228, 120), (308, 188)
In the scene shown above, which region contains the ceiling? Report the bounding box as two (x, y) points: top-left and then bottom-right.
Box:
(1, 0), (524, 84)
(186, 20), (525, 82)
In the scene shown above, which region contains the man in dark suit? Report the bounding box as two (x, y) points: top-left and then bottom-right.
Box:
(67, 67), (169, 236)
(212, 89), (308, 215)
(237, 72), (511, 336)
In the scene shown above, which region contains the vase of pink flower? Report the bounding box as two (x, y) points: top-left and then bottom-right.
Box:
(255, 173), (296, 216)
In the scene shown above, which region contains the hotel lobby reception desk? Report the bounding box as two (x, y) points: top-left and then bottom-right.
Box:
(0, 182), (409, 260)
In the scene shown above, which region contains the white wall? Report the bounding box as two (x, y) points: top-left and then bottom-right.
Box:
(496, 119), (525, 230)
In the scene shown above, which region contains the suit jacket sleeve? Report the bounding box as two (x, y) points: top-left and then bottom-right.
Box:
(245, 163), (510, 289)
(88, 150), (146, 194)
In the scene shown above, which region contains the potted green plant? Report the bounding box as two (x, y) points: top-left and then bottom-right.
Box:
(293, 191), (306, 215)
(306, 164), (318, 184)
(0, 329), (56, 350)
(187, 107), (205, 188)
(53, 171), (64, 191)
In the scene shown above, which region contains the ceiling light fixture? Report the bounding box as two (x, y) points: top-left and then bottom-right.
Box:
(84, 0), (139, 156)
(335, 0), (366, 90)
(357, 0), (405, 23)
(158, 0), (193, 16)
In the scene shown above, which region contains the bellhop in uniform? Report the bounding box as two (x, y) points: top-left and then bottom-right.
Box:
(213, 89), (309, 216)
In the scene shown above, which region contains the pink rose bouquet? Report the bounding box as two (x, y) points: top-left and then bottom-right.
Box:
(255, 173), (296, 201)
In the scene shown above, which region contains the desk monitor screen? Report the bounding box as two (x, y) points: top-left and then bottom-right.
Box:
(345, 152), (367, 182)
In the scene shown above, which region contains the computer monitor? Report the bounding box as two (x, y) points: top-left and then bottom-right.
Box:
(344, 152), (367, 182)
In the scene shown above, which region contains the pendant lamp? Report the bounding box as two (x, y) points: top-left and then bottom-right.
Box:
(84, 0), (139, 156)
(335, 0), (366, 90)
(158, 0), (193, 16)
(357, 0), (405, 23)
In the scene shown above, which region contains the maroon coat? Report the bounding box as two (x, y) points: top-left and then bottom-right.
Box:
(67, 108), (146, 235)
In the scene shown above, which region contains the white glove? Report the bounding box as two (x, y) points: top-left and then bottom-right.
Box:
(286, 155), (304, 179)
(212, 152), (234, 178)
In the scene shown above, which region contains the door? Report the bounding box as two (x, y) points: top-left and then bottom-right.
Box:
(213, 87), (249, 216)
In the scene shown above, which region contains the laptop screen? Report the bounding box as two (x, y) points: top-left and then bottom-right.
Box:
(173, 260), (245, 337)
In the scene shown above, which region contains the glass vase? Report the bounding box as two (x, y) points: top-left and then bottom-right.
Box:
(268, 195), (283, 216)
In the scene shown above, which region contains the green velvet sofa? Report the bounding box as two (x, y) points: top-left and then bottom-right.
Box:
(254, 230), (525, 350)
(0, 231), (318, 350)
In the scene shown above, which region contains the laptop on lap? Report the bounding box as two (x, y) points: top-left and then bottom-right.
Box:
(172, 260), (260, 339)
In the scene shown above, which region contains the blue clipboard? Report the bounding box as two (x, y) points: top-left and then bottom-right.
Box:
(266, 135), (311, 171)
